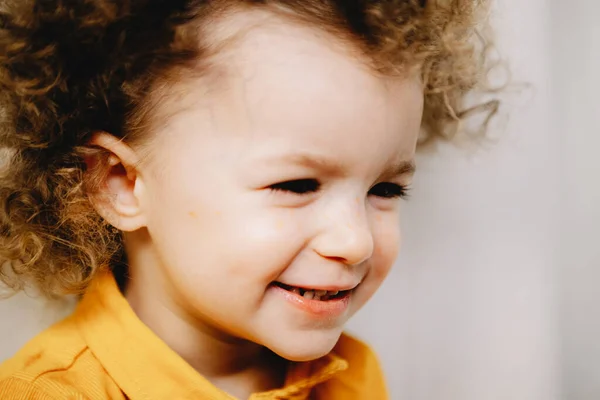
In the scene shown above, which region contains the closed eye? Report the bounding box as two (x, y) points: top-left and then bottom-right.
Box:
(369, 182), (410, 199)
(269, 179), (320, 195)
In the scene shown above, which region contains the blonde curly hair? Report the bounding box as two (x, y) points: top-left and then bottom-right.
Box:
(0, 0), (497, 297)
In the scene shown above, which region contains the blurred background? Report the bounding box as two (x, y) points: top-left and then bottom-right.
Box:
(1, 0), (598, 399)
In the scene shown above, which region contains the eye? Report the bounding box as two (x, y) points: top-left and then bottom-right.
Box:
(369, 182), (409, 199)
(269, 179), (320, 195)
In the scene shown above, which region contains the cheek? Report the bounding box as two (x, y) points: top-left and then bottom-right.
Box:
(163, 195), (305, 279)
(145, 201), (308, 324)
(221, 211), (306, 281)
(371, 218), (402, 281)
(350, 217), (400, 311)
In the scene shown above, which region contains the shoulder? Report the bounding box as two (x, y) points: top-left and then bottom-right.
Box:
(0, 316), (101, 399)
(325, 333), (389, 399)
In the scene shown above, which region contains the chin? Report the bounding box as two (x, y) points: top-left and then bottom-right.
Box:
(265, 327), (344, 362)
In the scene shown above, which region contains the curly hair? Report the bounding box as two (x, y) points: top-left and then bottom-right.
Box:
(0, 0), (497, 297)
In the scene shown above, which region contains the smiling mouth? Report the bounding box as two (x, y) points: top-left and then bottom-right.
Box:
(272, 282), (352, 301)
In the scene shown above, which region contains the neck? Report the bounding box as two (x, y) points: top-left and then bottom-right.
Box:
(121, 230), (287, 396)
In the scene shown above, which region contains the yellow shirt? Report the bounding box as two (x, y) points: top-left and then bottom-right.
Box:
(0, 271), (389, 399)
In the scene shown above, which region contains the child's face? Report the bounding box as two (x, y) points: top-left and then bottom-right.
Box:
(133, 15), (423, 361)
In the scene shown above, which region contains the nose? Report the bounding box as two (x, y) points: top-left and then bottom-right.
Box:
(312, 201), (375, 266)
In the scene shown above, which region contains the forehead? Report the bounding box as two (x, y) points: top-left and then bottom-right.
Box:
(155, 8), (423, 168)
(223, 13), (418, 135)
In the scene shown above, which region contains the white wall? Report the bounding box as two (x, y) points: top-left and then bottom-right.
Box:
(552, 1), (600, 399)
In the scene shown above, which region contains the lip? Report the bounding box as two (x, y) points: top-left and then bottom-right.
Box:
(271, 284), (352, 318)
(275, 282), (360, 292)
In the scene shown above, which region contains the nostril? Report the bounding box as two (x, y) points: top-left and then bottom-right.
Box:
(314, 247), (371, 267)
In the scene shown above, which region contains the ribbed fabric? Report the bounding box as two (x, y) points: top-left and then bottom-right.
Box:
(0, 377), (56, 400)
(0, 271), (389, 399)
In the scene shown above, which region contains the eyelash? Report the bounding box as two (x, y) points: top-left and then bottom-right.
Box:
(269, 179), (320, 194)
(268, 179), (410, 199)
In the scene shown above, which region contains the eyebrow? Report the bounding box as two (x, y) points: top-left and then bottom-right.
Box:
(260, 152), (416, 177)
(384, 159), (416, 177)
(280, 153), (345, 175)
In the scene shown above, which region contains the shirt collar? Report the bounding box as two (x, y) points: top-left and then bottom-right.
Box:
(74, 270), (348, 400)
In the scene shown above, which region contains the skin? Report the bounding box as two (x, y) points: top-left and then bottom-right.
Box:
(89, 9), (423, 399)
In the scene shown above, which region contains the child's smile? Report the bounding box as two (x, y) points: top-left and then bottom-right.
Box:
(270, 280), (357, 319)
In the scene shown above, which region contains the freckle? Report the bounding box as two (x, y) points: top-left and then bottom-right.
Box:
(188, 211), (197, 218)
(376, 215), (382, 222)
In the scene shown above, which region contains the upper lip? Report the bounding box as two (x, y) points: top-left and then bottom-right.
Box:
(274, 281), (360, 292)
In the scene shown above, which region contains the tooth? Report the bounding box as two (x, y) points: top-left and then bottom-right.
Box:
(291, 288), (300, 295)
(328, 290), (339, 296)
(315, 290), (327, 297)
(303, 290), (314, 300)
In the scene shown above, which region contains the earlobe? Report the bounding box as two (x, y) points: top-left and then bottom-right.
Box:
(85, 132), (148, 232)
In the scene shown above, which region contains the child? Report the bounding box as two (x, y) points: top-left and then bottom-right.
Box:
(0, 0), (492, 399)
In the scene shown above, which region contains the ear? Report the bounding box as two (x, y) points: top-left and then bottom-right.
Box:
(84, 132), (148, 232)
